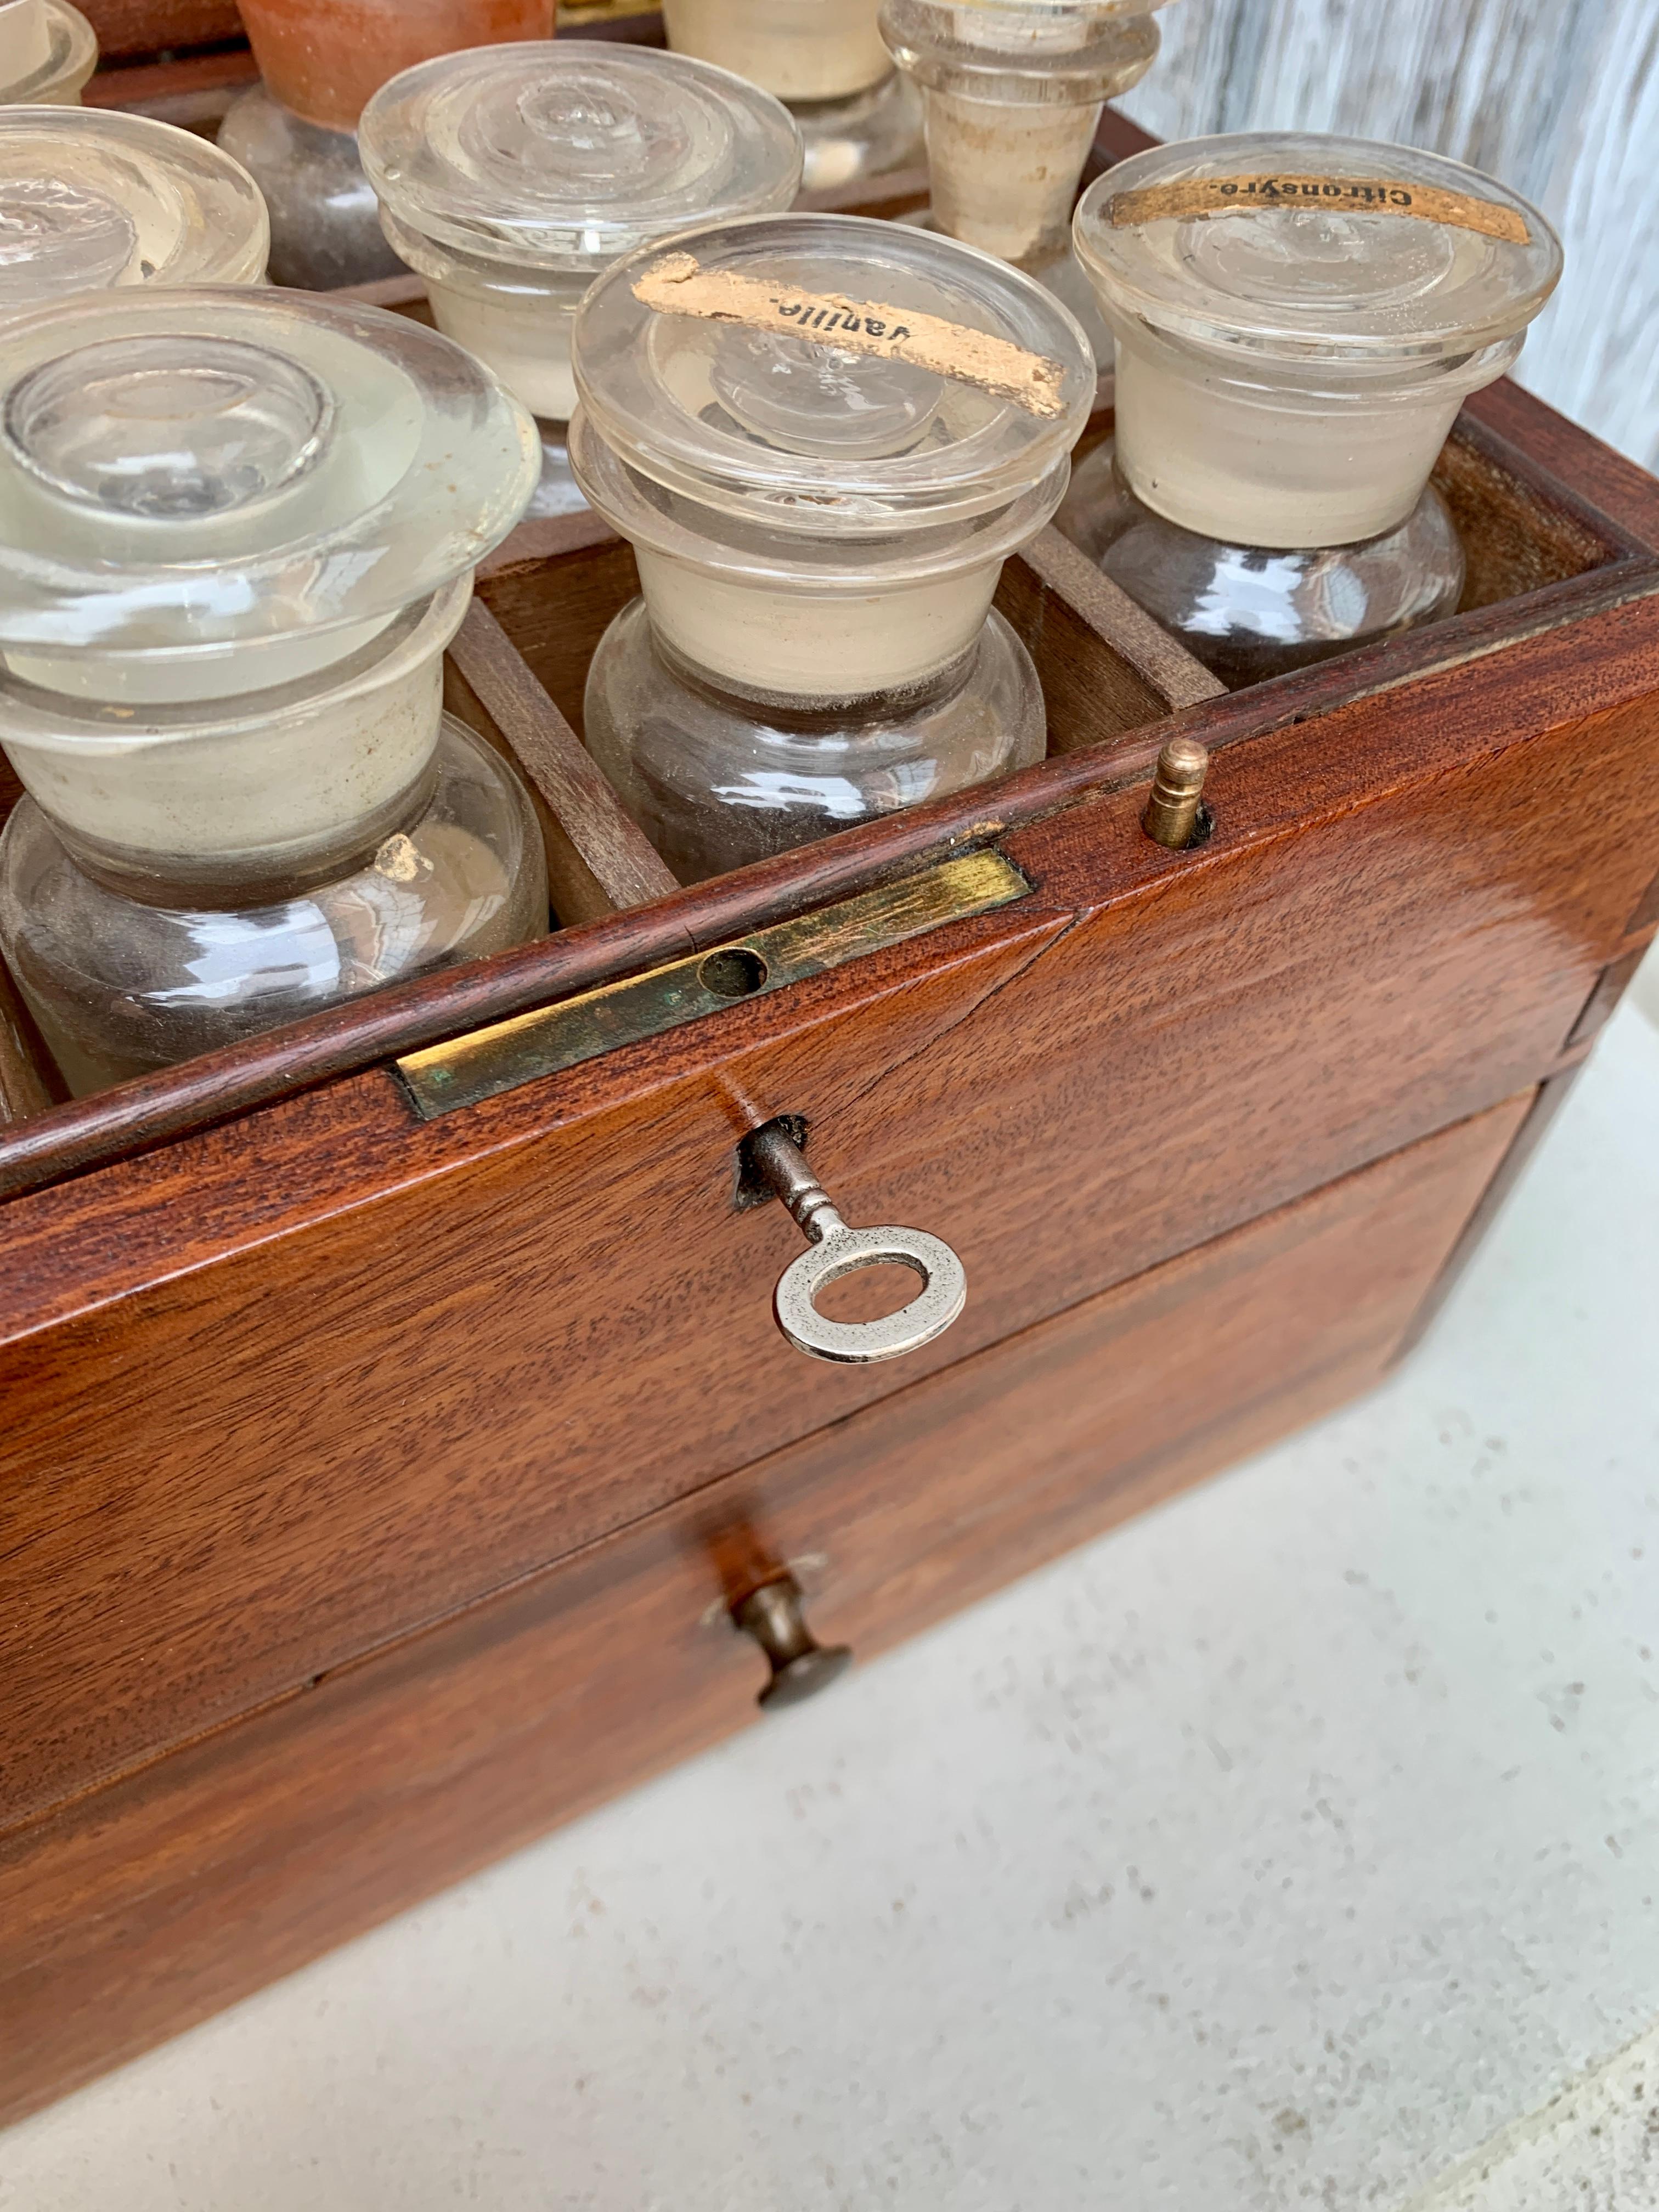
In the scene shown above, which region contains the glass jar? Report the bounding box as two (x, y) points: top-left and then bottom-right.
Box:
(661, 0), (922, 192)
(218, 0), (555, 290)
(0, 286), (546, 1092)
(568, 212), (1093, 882)
(0, 108), (268, 312)
(878, 0), (1171, 363)
(360, 41), (802, 516)
(1060, 134), (1564, 681)
(0, 0), (96, 105)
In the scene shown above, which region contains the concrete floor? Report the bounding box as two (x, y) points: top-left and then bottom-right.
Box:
(3, 992), (1657, 2212)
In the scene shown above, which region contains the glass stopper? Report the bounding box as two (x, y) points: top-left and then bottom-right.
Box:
(0, 177), (138, 305)
(3, 335), (335, 518)
(709, 328), (943, 458)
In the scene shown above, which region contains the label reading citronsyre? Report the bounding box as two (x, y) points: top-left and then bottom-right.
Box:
(630, 253), (1070, 419)
(1107, 173), (1531, 245)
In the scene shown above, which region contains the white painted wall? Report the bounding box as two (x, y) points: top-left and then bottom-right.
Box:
(1120, 0), (1659, 470)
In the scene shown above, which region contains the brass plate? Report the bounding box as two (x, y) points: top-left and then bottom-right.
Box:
(396, 850), (1032, 1120)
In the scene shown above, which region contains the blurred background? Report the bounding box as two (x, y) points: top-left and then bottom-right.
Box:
(1120, 0), (1659, 471)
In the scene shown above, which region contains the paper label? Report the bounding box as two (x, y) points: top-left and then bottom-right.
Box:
(630, 253), (1071, 420)
(1107, 173), (1530, 245)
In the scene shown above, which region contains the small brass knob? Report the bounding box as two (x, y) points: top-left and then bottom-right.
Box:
(1142, 735), (1211, 849)
(732, 1579), (852, 1711)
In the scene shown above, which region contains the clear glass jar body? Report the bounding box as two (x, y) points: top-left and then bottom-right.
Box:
(1, 712), (546, 1093)
(585, 595), (1043, 882)
(1058, 437), (1464, 683)
(218, 86), (403, 291)
(0, 288), (543, 1090)
(0, 0), (97, 104)
(568, 433), (1058, 879)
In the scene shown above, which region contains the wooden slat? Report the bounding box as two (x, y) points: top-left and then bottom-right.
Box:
(445, 597), (678, 916)
(0, 960), (55, 1127)
(83, 46), (257, 133)
(78, 0), (242, 57)
(1015, 523), (1227, 718)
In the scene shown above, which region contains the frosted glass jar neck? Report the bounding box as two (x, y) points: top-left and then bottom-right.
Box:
(1109, 318), (1521, 548)
(634, 545), (1008, 698)
(923, 92), (1104, 267)
(0, 109), (269, 311)
(0, 575), (469, 886)
(572, 411), (1072, 695)
(379, 218), (586, 424)
(0, 0), (96, 105)
(663, 0), (893, 105)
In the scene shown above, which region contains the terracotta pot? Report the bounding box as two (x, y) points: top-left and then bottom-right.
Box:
(235, 0), (556, 130)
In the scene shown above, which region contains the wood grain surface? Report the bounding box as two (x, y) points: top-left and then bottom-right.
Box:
(0, 1094), (1527, 2124)
(443, 596), (678, 923)
(75, 0), (241, 57)
(2, 637), (1655, 1826)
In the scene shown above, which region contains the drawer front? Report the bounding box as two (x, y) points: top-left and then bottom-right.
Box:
(0, 1096), (1529, 2123)
(3, 682), (1653, 1821)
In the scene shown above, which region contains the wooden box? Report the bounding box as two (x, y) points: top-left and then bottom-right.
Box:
(2, 97), (1658, 2118)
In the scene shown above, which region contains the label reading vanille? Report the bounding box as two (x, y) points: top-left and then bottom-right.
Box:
(1107, 173), (1531, 245)
(630, 252), (1071, 419)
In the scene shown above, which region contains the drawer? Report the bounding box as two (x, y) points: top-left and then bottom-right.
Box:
(0, 1092), (1530, 2122)
(2, 612), (1655, 1829)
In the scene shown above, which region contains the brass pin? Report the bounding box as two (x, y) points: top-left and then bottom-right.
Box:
(1141, 736), (1210, 850)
